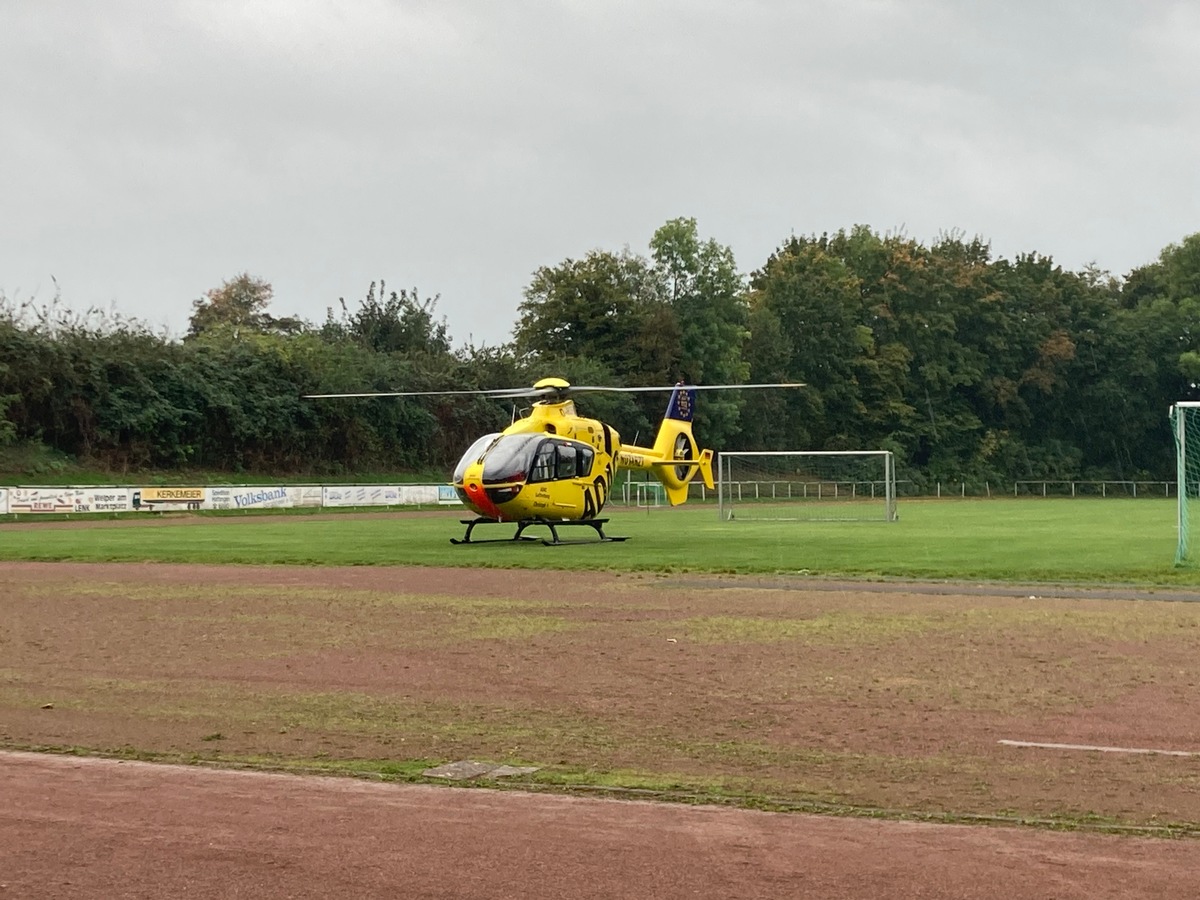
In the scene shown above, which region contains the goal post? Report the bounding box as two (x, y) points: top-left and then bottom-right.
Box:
(1171, 402), (1200, 564)
(717, 450), (897, 522)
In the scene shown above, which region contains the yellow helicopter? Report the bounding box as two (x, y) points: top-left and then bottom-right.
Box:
(307, 378), (801, 544)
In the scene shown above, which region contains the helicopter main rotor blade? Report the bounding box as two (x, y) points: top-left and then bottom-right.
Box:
(303, 388), (542, 400)
(565, 382), (805, 394)
(304, 382), (804, 400)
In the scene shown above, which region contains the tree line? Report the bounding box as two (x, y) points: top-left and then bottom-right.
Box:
(2, 219), (1199, 487)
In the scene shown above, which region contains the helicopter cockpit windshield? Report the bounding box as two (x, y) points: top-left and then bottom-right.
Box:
(457, 433), (596, 486)
(452, 432), (502, 484)
(479, 433), (542, 483)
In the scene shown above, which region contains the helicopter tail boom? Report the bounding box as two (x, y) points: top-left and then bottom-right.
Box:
(619, 385), (714, 506)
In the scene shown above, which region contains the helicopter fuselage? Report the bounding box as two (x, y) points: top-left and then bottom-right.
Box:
(452, 401), (621, 521)
(451, 390), (712, 523)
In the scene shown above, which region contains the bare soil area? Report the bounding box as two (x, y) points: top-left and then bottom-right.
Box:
(3, 750), (1196, 900)
(4, 561), (1200, 828)
(5, 561), (1200, 896)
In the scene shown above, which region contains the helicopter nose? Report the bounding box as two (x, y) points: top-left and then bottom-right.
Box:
(463, 477), (503, 520)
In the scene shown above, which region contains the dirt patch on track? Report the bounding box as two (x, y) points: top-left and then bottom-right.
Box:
(7, 561), (1200, 895)
(4, 561), (1200, 830)
(3, 750), (1196, 900)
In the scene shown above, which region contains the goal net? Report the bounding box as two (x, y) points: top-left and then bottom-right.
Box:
(718, 451), (897, 522)
(1171, 402), (1200, 564)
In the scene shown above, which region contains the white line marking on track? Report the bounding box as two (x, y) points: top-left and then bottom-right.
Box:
(999, 740), (1198, 757)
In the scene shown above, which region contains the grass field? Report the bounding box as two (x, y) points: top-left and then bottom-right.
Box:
(1, 497), (1194, 585)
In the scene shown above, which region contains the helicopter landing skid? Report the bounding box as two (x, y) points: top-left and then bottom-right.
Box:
(452, 517), (628, 546)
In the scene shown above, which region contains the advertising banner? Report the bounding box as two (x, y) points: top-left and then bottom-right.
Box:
(10, 487), (84, 514)
(9, 487), (132, 514)
(322, 485), (401, 508)
(396, 485), (440, 505)
(292, 485), (324, 507)
(206, 486), (301, 511)
(78, 487), (132, 513)
(131, 487), (205, 511)
(3, 483), (457, 514)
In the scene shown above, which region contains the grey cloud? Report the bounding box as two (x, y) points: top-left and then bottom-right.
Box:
(2, 0), (1197, 346)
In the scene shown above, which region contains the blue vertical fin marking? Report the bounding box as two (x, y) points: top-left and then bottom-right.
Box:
(664, 384), (696, 423)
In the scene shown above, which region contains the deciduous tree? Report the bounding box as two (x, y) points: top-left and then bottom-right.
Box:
(187, 273), (302, 338)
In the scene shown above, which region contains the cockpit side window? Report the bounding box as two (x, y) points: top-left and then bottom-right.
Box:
(529, 441), (557, 483)
(555, 444), (577, 479)
(576, 446), (594, 477)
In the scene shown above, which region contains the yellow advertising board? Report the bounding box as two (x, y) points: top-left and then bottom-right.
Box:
(138, 487), (206, 502)
(132, 487), (206, 510)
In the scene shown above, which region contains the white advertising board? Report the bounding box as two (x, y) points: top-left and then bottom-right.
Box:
(8, 487), (132, 514)
(206, 486), (318, 510)
(293, 486), (324, 507)
(322, 485), (402, 508)
(396, 485), (440, 505)
(77, 487), (132, 513)
(9, 488), (80, 514)
(1, 483), (458, 514)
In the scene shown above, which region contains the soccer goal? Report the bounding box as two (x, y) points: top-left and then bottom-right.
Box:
(1171, 402), (1200, 564)
(633, 481), (665, 509)
(717, 451), (898, 522)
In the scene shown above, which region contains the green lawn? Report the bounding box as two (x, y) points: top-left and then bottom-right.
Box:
(2, 498), (1196, 585)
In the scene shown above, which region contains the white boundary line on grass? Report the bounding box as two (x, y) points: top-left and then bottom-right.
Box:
(999, 739), (1198, 758)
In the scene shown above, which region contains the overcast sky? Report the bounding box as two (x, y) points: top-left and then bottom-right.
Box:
(3, 1), (1198, 347)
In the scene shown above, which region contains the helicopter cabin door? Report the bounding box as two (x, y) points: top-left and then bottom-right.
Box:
(527, 438), (602, 518)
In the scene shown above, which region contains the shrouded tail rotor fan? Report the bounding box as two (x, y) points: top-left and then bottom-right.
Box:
(673, 432), (695, 482)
